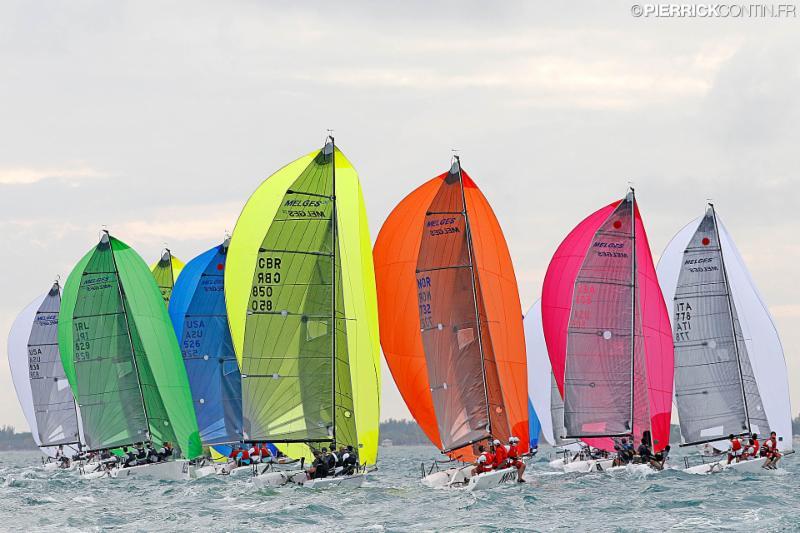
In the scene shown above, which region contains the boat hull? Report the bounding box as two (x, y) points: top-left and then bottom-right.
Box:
(82, 460), (191, 481)
(562, 458), (615, 474)
(683, 456), (775, 475)
(421, 465), (519, 491)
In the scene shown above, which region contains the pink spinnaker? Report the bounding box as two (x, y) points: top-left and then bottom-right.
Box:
(541, 197), (673, 452)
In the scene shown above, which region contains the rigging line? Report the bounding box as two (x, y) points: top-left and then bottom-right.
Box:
(329, 135), (338, 448)
(710, 204), (752, 436)
(454, 156), (494, 440)
(106, 235), (153, 443)
(628, 190), (638, 438)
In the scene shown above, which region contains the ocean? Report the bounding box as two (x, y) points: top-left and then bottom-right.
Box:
(1, 443), (797, 532)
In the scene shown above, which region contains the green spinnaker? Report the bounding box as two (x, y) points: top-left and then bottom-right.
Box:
(59, 234), (202, 458)
(225, 143), (381, 465)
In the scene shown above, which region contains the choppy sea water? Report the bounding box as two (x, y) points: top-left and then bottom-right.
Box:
(1, 442), (798, 532)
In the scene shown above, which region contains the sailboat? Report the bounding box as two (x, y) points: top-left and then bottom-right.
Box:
(168, 238), (243, 478)
(59, 231), (202, 480)
(7, 281), (83, 467)
(151, 249), (184, 306)
(224, 137), (381, 488)
(541, 189), (674, 473)
(523, 299), (581, 470)
(656, 204), (793, 474)
(374, 157), (529, 491)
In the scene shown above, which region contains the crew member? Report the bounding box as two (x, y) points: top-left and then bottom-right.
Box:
(492, 439), (508, 469)
(727, 434), (743, 464)
(507, 436), (526, 483)
(471, 445), (493, 477)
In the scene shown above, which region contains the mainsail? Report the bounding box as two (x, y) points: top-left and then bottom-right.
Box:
(59, 232), (201, 457)
(151, 249), (185, 306)
(374, 159), (528, 460)
(169, 239), (243, 445)
(225, 139), (381, 465)
(657, 205), (792, 451)
(8, 286), (82, 453)
(541, 191), (673, 452)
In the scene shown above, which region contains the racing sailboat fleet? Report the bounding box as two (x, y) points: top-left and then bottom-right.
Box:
(4, 143), (795, 488)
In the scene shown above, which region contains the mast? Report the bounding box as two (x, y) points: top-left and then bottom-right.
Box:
(328, 136), (338, 447)
(454, 156), (493, 439)
(167, 248), (175, 289)
(628, 188), (637, 438)
(710, 203), (752, 435)
(106, 231), (152, 443)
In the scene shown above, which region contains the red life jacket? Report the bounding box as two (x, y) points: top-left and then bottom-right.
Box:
(493, 446), (508, 467)
(229, 449), (238, 459)
(753, 440), (760, 454)
(731, 439), (742, 452)
(240, 449), (250, 460)
(508, 445), (519, 459)
(261, 447), (271, 457)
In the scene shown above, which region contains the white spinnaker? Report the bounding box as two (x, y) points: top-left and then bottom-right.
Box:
(8, 294), (46, 452)
(656, 214), (792, 452)
(524, 299), (555, 445)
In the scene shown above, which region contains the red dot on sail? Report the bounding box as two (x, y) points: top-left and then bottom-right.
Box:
(702, 237), (710, 246)
(613, 220), (622, 229)
(217, 263), (224, 271)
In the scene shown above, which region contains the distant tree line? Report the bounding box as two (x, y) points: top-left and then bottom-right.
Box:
(379, 418), (429, 445)
(0, 426), (36, 450)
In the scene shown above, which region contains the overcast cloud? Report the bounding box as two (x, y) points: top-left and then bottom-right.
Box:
(1, 1), (798, 429)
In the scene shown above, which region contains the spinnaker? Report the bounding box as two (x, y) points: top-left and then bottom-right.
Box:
(169, 238), (243, 446)
(151, 249), (184, 306)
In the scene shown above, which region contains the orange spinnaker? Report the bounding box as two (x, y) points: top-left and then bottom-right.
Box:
(374, 170), (528, 461)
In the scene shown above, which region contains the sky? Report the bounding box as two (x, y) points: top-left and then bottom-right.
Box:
(1, 1), (799, 430)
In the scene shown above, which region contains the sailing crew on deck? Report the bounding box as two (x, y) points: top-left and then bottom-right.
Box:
(637, 438), (652, 464)
(651, 445), (670, 470)
(236, 447), (251, 467)
(249, 444), (261, 464)
(507, 436), (526, 483)
(727, 435), (743, 464)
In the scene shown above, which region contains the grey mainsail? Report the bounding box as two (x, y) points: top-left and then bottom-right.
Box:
(28, 282), (81, 447)
(673, 206), (769, 445)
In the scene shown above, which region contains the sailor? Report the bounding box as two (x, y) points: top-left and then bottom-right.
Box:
(56, 445), (70, 468)
(321, 447), (337, 471)
(145, 442), (159, 463)
(648, 445), (669, 470)
(249, 443), (261, 464)
(507, 436), (527, 483)
(341, 446), (358, 475)
(121, 446), (136, 467)
(763, 432), (782, 469)
(157, 441), (173, 461)
(306, 450), (329, 479)
(346, 445), (359, 466)
(237, 447), (251, 467)
(637, 438), (652, 463)
(259, 443), (273, 462)
(471, 445), (494, 477)
(135, 442), (147, 461)
(614, 438), (634, 466)
(750, 433), (760, 458)
(491, 439), (508, 469)
(727, 434), (743, 464)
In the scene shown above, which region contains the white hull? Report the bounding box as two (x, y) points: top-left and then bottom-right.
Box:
(421, 465), (519, 491)
(683, 456), (776, 475)
(190, 463), (219, 479)
(251, 469), (365, 489)
(562, 458), (615, 474)
(82, 460), (191, 481)
(548, 458), (566, 470)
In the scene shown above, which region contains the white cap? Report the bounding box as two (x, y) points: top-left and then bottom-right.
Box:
(477, 455), (487, 463)
(493, 439), (500, 445)
(509, 436), (519, 443)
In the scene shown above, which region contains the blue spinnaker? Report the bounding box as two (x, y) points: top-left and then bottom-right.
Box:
(170, 242), (243, 445)
(528, 400), (541, 449)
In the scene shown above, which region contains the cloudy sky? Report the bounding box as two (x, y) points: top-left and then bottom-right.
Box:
(1, 1), (798, 430)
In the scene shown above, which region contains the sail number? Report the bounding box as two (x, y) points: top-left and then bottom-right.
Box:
(252, 256), (282, 312)
(417, 276), (434, 329)
(674, 301), (692, 341)
(73, 320), (92, 361)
